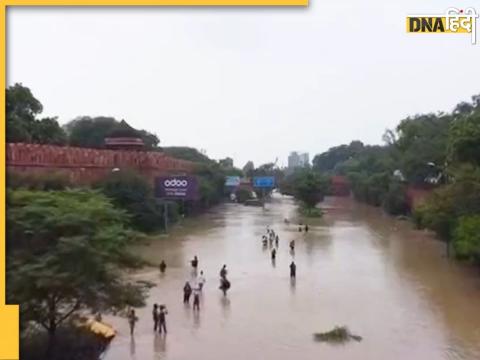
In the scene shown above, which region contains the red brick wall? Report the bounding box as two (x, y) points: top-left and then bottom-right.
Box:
(330, 175), (351, 196)
(6, 143), (195, 186)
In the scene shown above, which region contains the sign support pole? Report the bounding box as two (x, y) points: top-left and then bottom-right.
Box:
(163, 202), (168, 233)
(262, 188), (265, 209)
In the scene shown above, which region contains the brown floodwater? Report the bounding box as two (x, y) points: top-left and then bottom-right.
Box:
(103, 195), (480, 360)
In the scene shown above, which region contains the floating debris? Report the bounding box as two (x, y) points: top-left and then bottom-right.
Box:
(313, 326), (362, 343)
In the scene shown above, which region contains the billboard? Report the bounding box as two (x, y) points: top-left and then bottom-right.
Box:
(155, 176), (198, 200)
(225, 176), (241, 187)
(253, 176), (275, 188)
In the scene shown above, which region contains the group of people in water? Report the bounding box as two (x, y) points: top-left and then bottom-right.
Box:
(128, 304), (169, 336)
(127, 220), (308, 336)
(263, 222), (307, 278)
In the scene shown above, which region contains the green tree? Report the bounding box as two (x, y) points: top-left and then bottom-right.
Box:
(65, 116), (160, 150)
(7, 189), (150, 343)
(415, 165), (480, 239)
(312, 141), (364, 173)
(382, 180), (408, 215)
(293, 170), (329, 209)
(97, 170), (163, 232)
(453, 215), (480, 261)
(242, 161), (255, 178)
(162, 147), (211, 163)
(31, 117), (67, 145)
(448, 106), (480, 166)
(394, 113), (452, 185)
(6, 83), (67, 145)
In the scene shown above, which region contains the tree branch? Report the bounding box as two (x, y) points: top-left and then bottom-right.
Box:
(57, 301), (81, 325)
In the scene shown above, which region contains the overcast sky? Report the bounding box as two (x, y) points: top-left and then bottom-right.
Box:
(7, 2), (480, 168)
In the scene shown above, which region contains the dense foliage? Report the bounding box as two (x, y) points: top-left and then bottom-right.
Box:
(7, 190), (150, 343)
(65, 116), (160, 149)
(6, 84), (67, 145)
(162, 146), (211, 163)
(7, 171), (71, 191)
(96, 170), (167, 232)
(310, 93), (480, 262)
(279, 169), (328, 215)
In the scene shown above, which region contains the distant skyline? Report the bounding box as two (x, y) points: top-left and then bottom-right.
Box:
(7, 2), (480, 168)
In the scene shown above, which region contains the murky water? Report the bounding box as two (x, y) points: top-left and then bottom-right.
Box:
(103, 195), (480, 360)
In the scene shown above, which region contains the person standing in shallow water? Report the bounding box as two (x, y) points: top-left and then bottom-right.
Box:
(191, 255), (199, 269)
(290, 261), (296, 278)
(152, 304), (159, 332)
(128, 309), (138, 336)
(304, 224), (309, 232)
(220, 264), (227, 279)
(159, 260), (167, 274)
(198, 271), (206, 291)
(158, 305), (168, 334)
(193, 287), (201, 311)
(183, 281), (192, 304)
(219, 265), (230, 296)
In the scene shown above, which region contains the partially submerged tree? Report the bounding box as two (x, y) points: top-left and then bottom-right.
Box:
(293, 170), (329, 210)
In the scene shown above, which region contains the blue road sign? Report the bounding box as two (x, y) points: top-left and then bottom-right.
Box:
(253, 176), (275, 188)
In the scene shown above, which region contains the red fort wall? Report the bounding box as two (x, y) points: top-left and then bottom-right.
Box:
(6, 143), (195, 186)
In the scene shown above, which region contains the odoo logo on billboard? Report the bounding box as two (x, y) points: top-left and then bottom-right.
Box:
(155, 176), (198, 200)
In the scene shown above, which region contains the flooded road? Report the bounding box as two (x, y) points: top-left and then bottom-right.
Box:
(104, 195), (480, 360)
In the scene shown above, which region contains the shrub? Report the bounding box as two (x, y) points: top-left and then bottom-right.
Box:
(382, 181), (408, 215)
(235, 187), (253, 203)
(96, 170), (163, 232)
(7, 171), (71, 191)
(452, 215), (480, 262)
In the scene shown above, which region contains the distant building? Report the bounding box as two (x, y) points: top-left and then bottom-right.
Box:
(288, 151), (309, 169)
(299, 153), (309, 167)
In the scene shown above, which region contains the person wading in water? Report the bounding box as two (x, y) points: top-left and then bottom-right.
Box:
(128, 309), (138, 336)
(271, 247), (277, 260)
(191, 255), (199, 269)
(159, 260), (167, 274)
(220, 264), (227, 279)
(290, 261), (296, 278)
(193, 287), (201, 311)
(198, 271), (206, 291)
(219, 265), (230, 296)
(158, 305), (168, 334)
(152, 304), (159, 332)
(183, 281), (192, 304)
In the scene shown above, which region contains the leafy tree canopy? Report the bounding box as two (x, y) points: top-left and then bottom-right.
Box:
(448, 105), (480, 167)
(162, 146), (211, 163)
(292, 169), (329, 209)
(65, 116), (160, 149)
(6, 83), (67, 145)
(96, 170), (163, 232)
(7, 189), (150, 337)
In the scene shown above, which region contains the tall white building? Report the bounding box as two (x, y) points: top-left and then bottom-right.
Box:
(288, 151), (309, 169)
